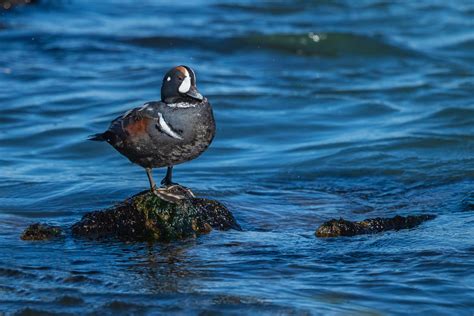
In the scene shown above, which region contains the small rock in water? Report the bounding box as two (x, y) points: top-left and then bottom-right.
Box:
(316, 214), (436, 238)
(21, 223), (63, 241)
(71, 186), (241, 242)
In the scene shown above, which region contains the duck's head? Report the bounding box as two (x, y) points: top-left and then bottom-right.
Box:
(161, 65), (203, 103)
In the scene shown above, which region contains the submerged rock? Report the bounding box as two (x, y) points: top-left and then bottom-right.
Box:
(21, 223), (63, 241)
(71, 187), (241, 242)
(316, 214), (435, 238)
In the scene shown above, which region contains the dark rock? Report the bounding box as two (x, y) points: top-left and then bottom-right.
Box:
(316, 214), (436, 238)
(21, 223), (63, 241)
(71, 188), (241, 242)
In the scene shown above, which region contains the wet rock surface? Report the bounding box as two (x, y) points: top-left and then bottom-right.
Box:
(70, 188), (241, 242)
(21, 223), (63, 241)
(316, 214), (436, 238)
(21, 187), (240, 242)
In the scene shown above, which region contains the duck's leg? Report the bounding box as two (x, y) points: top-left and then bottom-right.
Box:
(145, 168), (156, 191)
(161, 166), (176, 186)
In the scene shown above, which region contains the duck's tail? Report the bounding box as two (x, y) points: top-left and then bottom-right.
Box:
(88, 132), (107, 141)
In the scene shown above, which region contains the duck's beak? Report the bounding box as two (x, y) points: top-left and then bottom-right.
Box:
(186, 85), (203, 101)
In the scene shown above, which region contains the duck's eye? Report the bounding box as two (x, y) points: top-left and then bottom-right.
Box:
(178, 77), (184, 81)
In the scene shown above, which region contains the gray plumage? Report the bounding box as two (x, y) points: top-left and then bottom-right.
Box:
(99, 100), (215, 168)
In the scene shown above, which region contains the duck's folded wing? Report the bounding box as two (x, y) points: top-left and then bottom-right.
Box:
(120, 102), (159, 121)
(120, 102), (183, 140)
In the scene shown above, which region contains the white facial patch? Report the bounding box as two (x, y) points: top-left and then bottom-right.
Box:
(157, 113), (183, 140)
(167, 76), (171, 81)
(178, 75), (191, 93)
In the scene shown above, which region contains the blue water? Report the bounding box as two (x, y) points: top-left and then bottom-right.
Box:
(1, 0), (474, 314)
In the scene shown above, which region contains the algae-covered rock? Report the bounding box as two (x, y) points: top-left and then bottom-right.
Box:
(21, 223), (63, 241)
(316, 214), (435, 238)
(71, 188), (241, 242)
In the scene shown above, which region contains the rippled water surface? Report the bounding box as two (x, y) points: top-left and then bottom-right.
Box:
(1, 1), (474, 314)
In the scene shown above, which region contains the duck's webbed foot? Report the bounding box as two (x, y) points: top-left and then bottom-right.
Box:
(153, 185), (196, 203)
(151, 166), (195, 203)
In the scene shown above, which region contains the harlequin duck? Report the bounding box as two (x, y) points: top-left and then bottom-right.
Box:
(89, 65), (215, 198)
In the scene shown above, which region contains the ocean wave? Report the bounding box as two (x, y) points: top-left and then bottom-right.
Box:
(214, 3), (305, 15)
(239, 32), (413, 57)
(122, 32), (414, 57)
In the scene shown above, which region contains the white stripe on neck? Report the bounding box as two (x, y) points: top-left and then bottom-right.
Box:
(166, 102), (196, 108)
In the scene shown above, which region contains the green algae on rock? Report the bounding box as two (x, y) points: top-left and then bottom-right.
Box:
(21, 223), (63, 241)
(71, 188), (241, 242)
(316, 214), (436, 238)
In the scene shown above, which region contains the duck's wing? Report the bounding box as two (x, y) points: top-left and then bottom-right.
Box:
(88, 102), (159, 143)
(120, 102), (158, 122)
(117, 101), (186, 141)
